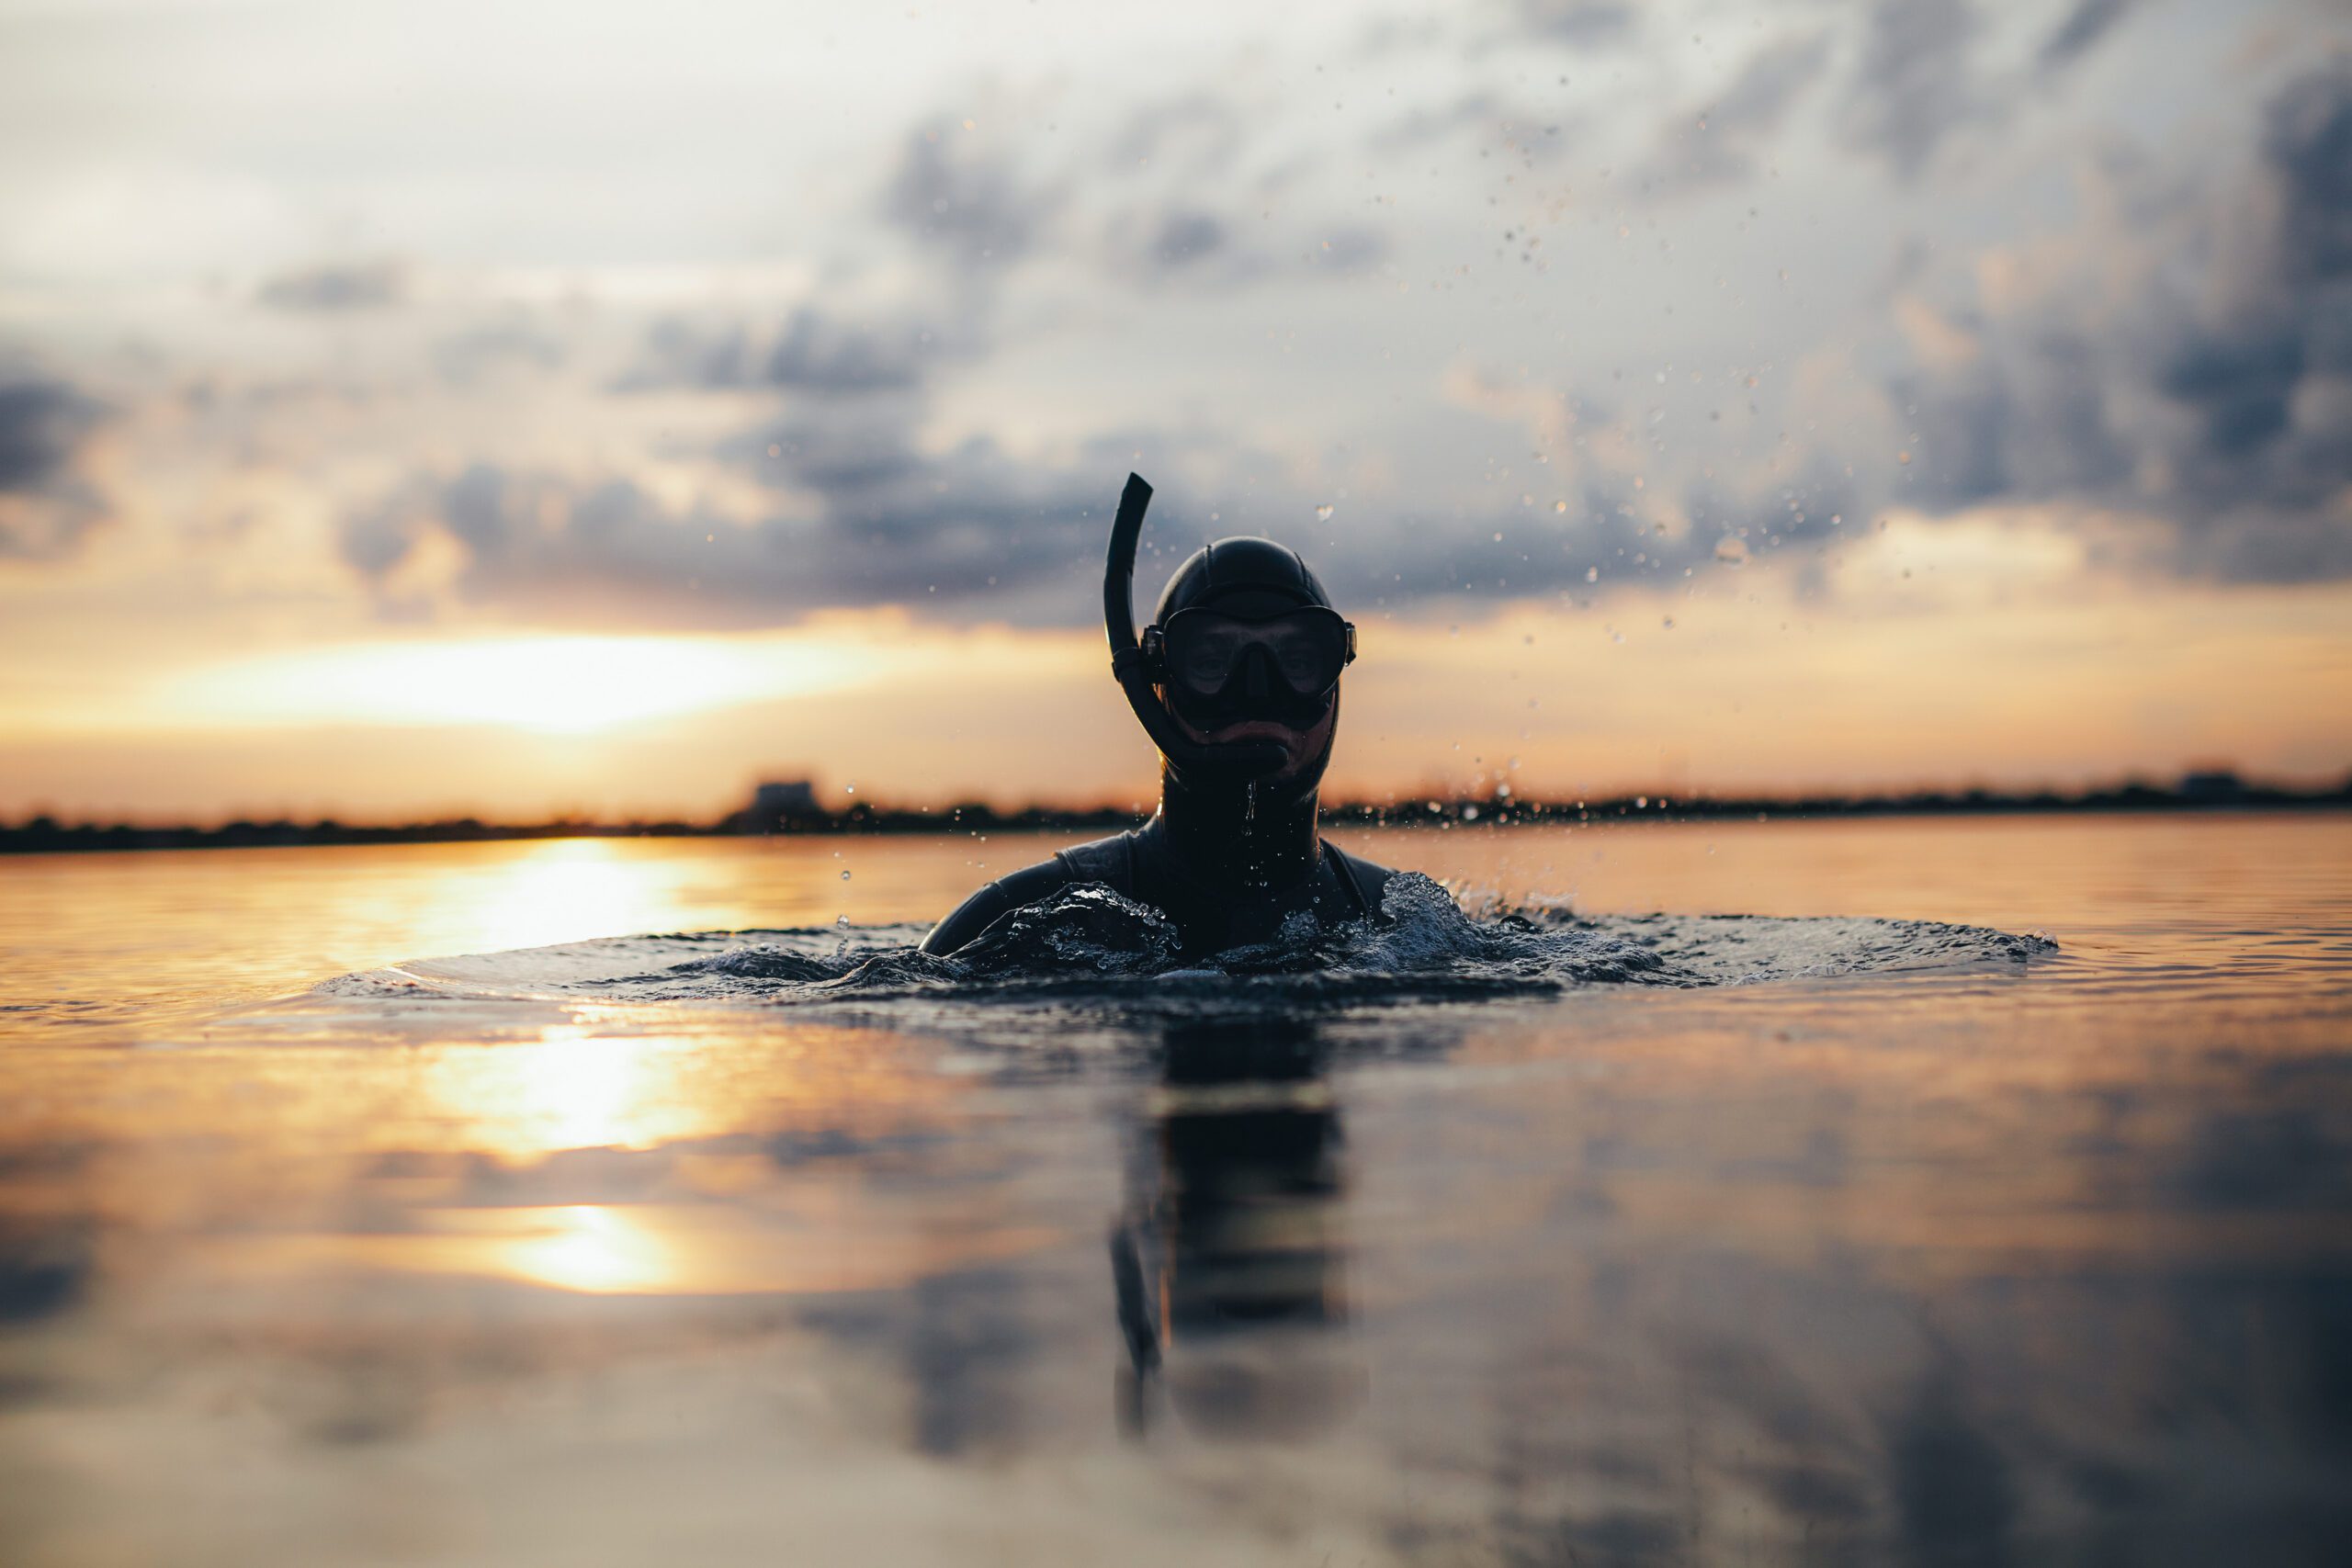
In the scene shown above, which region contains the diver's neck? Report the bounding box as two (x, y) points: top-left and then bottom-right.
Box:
(1153, 767), (1322, 893)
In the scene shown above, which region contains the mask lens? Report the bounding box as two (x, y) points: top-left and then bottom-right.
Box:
(1260, 619), (1340, 693)
(1164, 610), (1348, 700)
(1169, 619), (1246, 695)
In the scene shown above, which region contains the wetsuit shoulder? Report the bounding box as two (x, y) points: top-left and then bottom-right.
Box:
(1320, 839), (1396, 919)
(917, 833), (1139, 956)
(1053, 830), (1139, 892)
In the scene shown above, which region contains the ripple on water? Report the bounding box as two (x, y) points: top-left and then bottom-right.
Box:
(318, 872), (2057, 1019)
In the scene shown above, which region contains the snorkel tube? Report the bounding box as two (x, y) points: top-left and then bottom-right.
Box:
(1104, 472), (1287, 779)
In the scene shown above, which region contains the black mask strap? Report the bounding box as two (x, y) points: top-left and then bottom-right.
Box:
(1104, 472), (1285, 779)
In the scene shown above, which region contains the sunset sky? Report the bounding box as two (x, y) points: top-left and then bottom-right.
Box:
(2, 0), (2347, 822)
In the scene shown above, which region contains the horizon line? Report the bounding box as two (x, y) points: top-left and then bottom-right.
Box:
(6, 770), (2347, 850)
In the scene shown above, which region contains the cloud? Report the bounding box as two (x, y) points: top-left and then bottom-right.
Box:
(429, 320), (569, 386)
(0, 376), (109, 559)
(621, 307), (951, 396)
(618, 319), (761, 392)
(1834, 0), (2146, 176)
(0, 379), (94, 493)
(619, 119), (1044, 399)
(339, 415), (1212, 629)
(351, 292), (1877, 633)
(1434, 58), (2352, 596)
(255, 261), (407, 311)
(2267, 62), (2352, 288)
(2037, 0), (2139, 76)
(1510, 1), (1637, 50)
(1882, 62), (2352, 581)
(1082, 82), (1396, 290)
(1095, 202), (1277, 289)
(1107, 92), (1246, 179)
(1636, 30), (1834, 197)
(1312, 226), (1390, 275)
(347, 355), (1754, 629)
(768, 309), (939, 394)
(1142, 209), (1234, 273)
(1095, 193), (1391, 289)
(884, 124), (1059, 276)
(322, 31), (2352, 638)
(1702, 29), (1835, 135)
(1842, 0), (1984, 176)
(345, 339), (1835, 629)
(1887, 325), (2135, 512)
(1368, 91), (1507, 154)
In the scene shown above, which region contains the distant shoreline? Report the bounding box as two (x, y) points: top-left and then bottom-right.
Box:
(5, 778), (2345, 855)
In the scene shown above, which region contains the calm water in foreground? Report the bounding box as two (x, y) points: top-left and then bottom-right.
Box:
(2, 815), (2348, 1565)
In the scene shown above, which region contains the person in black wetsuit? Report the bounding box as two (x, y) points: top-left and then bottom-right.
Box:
(920, 473), (1395, 960)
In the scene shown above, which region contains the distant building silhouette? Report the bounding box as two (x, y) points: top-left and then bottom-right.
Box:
(744, 778), (820, 833)
(2178, 769), (2246, 803)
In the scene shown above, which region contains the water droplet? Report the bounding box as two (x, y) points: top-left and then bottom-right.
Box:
(1462, 804), (1480, 821)
(1554, 500), (1566, 513)
(1585, 567), (1599, 582)
(1315, 503), (1335, 521)
(841, 870), (852, 881)
(1714, 536), (1749, 565)
(835, 915), (850, 929)
(1896, 450), (1912, 466)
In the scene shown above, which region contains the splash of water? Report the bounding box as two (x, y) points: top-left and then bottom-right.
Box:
(321, 873), (2055, 1017)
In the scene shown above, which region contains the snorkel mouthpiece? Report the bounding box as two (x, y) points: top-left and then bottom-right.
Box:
(1104, 473), (1287, 779)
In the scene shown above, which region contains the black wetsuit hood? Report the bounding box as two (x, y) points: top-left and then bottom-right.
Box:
(1145, 535), (1344, 895)
(1153, 536), (1334, 622)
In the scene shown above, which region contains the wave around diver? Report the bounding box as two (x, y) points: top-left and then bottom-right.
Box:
(318, 873), (2057, 1016)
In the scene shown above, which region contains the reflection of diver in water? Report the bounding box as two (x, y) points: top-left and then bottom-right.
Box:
(1110, 1021), (1365, 1441)
(921, 473), (1395, 960)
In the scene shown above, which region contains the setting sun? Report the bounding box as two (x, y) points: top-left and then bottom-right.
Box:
(163, 634), (880, 735)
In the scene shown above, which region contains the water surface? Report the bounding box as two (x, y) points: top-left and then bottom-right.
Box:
(2, 815), (2347, 1564)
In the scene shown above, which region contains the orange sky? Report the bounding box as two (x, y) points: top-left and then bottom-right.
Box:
(6, 512), (2346, 821)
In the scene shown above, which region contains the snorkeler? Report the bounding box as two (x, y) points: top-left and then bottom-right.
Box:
(920, 473), (1394, 959)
